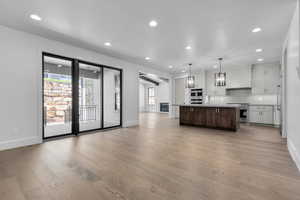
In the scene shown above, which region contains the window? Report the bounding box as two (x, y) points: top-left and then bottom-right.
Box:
(148, 87), (155, 105)
(114, 74), (120, 111)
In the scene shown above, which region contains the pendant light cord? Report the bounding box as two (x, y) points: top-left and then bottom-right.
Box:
(218, 58), (223, 73)
(189, 63), (192, 76)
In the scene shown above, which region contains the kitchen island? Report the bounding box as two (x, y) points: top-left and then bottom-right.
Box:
(179, 104), (240, 131)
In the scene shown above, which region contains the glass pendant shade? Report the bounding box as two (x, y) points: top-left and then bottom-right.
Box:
(214, 58), (226, 87)
(214, 72), (226, 86)
(187, 75), (195, 88)
(186, 63), (195, 88)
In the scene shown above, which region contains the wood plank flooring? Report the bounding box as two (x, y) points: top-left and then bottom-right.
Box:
(0, 113), (300, 200)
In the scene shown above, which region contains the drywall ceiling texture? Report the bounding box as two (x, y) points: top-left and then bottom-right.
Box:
(0, 0), (297, 73)
(0, 25), (142, 150)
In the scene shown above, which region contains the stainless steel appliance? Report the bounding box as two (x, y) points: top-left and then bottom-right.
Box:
(228, 103), (249, 123)
(190, 88), (203, 104)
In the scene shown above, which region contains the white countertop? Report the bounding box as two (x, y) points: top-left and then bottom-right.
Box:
(174, 104), (241, 108)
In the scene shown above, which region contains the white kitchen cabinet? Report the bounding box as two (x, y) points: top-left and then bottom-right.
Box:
(226, 66), (251, 89)
(252, 63), (280, 95)
(194, 70), (206, 89)
(249, 110), (261, 123)
(249, 105), (274, 124)
(252, 65), (265, 94)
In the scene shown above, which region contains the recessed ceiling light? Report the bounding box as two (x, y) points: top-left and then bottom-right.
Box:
(149, 20), (158, 27)
(169, 65), (173, 69)
(57, 64), (62, 68)
(145, 57), (151, 60)
(30, 14), (42, 21)
(104, 42), (111, 46)
(257, 58), (264, 62)
(252, 27), (262, 33)
(256, 48), (263, 52)
(185, 46), (192, 50)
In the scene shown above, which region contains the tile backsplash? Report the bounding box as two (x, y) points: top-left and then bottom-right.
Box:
(207, 95), (278, 105)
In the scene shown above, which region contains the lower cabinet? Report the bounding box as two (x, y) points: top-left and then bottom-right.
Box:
(249, 106), (274, 124)
(193, 107), (207, 126)
(180, 106), (239, 131)
(206, 108), (218, 128)
(218, 108), (238, 129)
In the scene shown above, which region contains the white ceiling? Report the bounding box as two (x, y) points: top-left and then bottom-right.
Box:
(0, 0), (297, 73)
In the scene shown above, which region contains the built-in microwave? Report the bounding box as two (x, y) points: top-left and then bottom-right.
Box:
(190, 88), (203, 105)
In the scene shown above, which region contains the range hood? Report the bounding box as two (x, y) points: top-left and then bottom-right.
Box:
(225, 87), (252, 96)
(226, 87), (252, 90)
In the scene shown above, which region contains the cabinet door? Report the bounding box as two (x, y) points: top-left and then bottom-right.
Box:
(252, 66), (265, 94)
(249, 110), (261, 123)
(262, 111), (273, 124)
(217, 108), (235, 129)
(264, 65), (280, 94)
(193, 107), (206, 126)
(206, 108), (218, 127)
(180, 107), (192, 124)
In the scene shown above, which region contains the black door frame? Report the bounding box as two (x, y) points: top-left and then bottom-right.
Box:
(42, 52), (123, 140)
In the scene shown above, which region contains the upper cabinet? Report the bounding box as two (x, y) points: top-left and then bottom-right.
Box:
(226, 66), (252, 89)
(206, 66), (251, 96)
(252, 63), (280, 95)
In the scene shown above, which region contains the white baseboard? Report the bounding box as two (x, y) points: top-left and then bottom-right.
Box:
(123, 120), (139, 127)
(288, 139), (300, 171)
(0, 137), (42, 151)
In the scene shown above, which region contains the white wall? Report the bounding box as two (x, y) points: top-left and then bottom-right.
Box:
(156, 81), (170, 107)
(283, 1), (300, 171)
(0, 25), (148, 150)
(139, 83), (146, 112)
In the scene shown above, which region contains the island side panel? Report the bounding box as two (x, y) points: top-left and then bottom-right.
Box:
(179, 106), (240, 131)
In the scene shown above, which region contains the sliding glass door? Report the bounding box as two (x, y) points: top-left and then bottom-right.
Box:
(103, 68), (121, 128)
(79, 62), (102, 131)
(43, 55), (73, 138)
(43, 53), (122, 139)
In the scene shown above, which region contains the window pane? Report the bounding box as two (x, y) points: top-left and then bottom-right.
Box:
(43, 56), (72, 138)
(79, 63), (102, 131)
(103, 68), (121, 128)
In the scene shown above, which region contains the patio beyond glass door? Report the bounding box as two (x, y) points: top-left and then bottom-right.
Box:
(79, 62), (102, 131)
(43, 53), (122, 139)
(43, 56), (73, 138)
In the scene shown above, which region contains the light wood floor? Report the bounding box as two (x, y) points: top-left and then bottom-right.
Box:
(0, 113), (300, 200)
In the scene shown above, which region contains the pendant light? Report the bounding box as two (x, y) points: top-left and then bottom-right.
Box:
(214, 58), (226, 87)
(186, 63), (195, 88)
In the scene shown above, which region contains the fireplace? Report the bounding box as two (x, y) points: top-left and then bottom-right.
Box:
(160, 103), (169, 113)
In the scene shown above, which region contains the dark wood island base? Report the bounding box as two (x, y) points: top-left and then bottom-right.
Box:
(179, 105), (240, 131)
